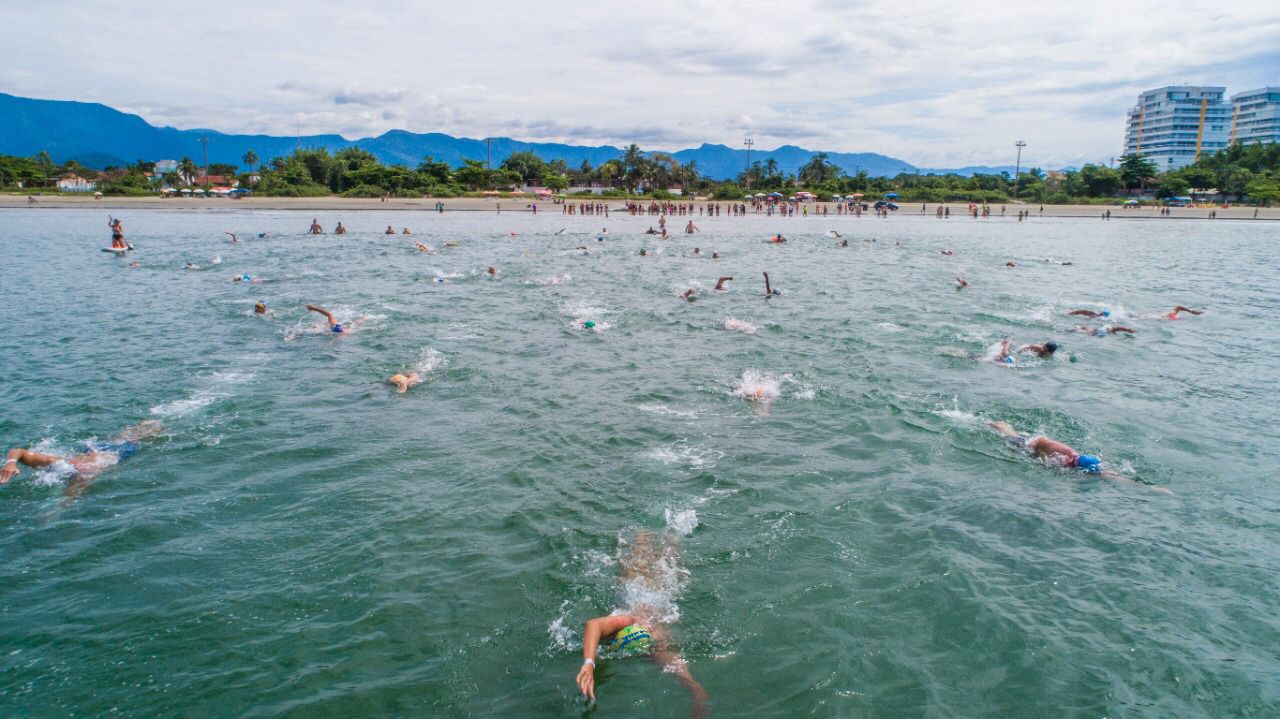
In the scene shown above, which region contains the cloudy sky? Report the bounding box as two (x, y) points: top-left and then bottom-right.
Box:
(4, 1), (1279, 167)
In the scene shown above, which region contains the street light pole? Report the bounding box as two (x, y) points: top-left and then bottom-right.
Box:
(1013, 140), (1027, 198)
(744, 138), (754, 191)
(199, 135), (210, 185)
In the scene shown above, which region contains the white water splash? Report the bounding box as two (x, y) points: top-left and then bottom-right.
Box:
(723, 318), (758, 334)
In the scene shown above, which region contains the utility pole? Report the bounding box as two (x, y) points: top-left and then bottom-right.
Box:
(485, 138), (493, 190)
(743, 138), (754, 191)
(199, 135), (210, 185)
(1013, 140), (1027, 199)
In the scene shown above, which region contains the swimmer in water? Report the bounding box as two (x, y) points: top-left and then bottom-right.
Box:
(992, 339), (1017, 364)
(306, 304), (347, 333)
(714, 276), (733, 291)
(2, 420), (163, 498)
(1018, 341), (1059, 357)
(770, 233), (786, 243)
(838, 239), (849, 247)
(388, 372), (421, 393)
(828, 230), (843, 238)
(639, 248), (648, 256)
(956, 276), (969, 288)
(402, 228), (411, 235)
(309, 219), (324, 234)
(232, 274), (256, 283)
(385, 225), (396, 235)
(225, 232), (239, 243)
(763, 272), (780, 298)
(575, 531), (708, 716)
(685, 221), (700, 233)
(254, 301), (269, 316)
(941, 249), (954, 256)
(1077, 324), (1135, 336)
(692, 247), (701, 256)
(555, 228), (567, 235)
(1068, 309), (1111, 318)
(415, 242), (432, 252)
(711, 252), (720, 259)
(645, 227), (658, 235)
(1163, 305), (1203, 320)
(335, 222), (347, 235)
(988, 420), (1171, 494)
(680, 289), (696, 301)
(487, 266), (498, 276)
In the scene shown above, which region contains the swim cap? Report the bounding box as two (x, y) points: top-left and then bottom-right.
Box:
(604, 625), (652, 656)
(1044, 342), (1059, 354)
(583, 320), (596, 329)
(1094, 329), (1106, 337)
(1075, 455), (1102, 474)
(241, 274), (251, 282)
(1004, 356), (1015, 364)
(771, 288), (781, 295)
(390, 374), (405, 384)
(1101, 311), (1110, 318)
(332, 324), (343, 333)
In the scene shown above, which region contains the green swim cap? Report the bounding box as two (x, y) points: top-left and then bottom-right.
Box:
(605, 625), (652, 656)
(583, 320), (596, 329)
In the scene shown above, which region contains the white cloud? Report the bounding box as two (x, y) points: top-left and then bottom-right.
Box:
(1, 1), (1278, 167)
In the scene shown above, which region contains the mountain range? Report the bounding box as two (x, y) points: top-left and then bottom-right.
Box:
(0, 92), (1018, 179)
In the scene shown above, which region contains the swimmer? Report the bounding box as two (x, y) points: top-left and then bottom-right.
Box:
(763, 272), (780, 298)
(714, 276), (733, 291)
(941, 249), (954, 256)
(685, 221), (700, 233)
(306, 304), (346, 333)
(402, 228), (411, 234)
(1163, 305), (1204, 320)
(991, 339), (1017, 364)
(185, 262), (200, 270)
(988, 420), (1171, 494)
(680, 289), (696, 301)
(1018, 341), (1059, 357)
(956, 276), (969, 288)
(1068, 309), (1110, 318)
(828, 230), (843, 238)
(639, 248), (648, 256)
(415, 242), (432, 252)
(388, 372), (421, 393)
(1005, 261), (1017, 267)
(335, 222), (347, 235)
(645, 227), (658, 235)
(258, 232), (269, 238)
(128, 261), (140, 268)
(838, 239), (849, 247)
(555, 228), (567, 235)
(711, 252), (720, 259)
(3, 420), (164, 498)
(575, 532), (708, 716)
(770, 233), (786, 243)
(600, 227), (609, 235)
(232, 273), (256, 283)
(487, 266), (498, 276)
(692, 247), (701, 256)
(659, 228), (669, 240)
(254, 301), (270, 316)
(225, 232), (239, 243)
(309, 219), (324, 234)
(385, 225), (396, 235)
(1078, 325), (1135, 336)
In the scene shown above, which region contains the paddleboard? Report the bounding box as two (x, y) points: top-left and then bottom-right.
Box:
(102, 247), (128, 253)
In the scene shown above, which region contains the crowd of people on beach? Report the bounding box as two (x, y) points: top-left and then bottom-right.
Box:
(1, 202), (1209, 716)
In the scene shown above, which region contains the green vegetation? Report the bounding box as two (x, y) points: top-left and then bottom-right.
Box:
(2, 139), (1279, 204)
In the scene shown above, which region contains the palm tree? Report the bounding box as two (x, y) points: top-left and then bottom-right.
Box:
(35, 150), (52, 189)
(178, 157), (198, 187)
(243, 149), (259, 174)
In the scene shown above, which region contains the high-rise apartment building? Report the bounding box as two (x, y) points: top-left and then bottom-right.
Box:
(1230, 87), (1280, 146)
(1123, 86), (1231, 171)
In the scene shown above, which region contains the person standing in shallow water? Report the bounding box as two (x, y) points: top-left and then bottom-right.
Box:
(309, 219), (324, 234)
(575, 531), (709, 717)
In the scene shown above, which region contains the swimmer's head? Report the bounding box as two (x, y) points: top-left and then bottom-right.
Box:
(1043, 342), (1059, 354)
(390, 373), (406, 384)
(771, 288), (781, 296)
(254, 302), (266, 314)
(332, 324), (343, 333)
(583, 320), (596, 329)
(1003, 355), (1015, 364)
(241, 274), (252, 282)
(1075, 455), (1102, 474)
(1101, 311), (1111, 318)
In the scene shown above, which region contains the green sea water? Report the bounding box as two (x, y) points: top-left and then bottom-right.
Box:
(1, 207), (1278, 718)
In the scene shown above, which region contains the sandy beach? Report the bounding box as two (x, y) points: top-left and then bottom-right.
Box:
(2, 194), (1276, 220)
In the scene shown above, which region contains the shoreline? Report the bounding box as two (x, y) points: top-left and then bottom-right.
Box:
(2, 194), (1277, 220)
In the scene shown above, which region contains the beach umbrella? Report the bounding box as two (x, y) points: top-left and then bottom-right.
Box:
(754, 193), (766, 197)
(850, 192), (864, 197)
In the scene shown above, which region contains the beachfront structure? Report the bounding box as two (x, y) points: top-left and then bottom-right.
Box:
(1124, 86), (1230, 171)
(154, 159), (178, 175)
(1230, 87), (1280, 146)
(56, 173), (97, 192)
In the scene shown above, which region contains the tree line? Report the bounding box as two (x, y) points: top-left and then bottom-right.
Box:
(3, 141), (1278, 204)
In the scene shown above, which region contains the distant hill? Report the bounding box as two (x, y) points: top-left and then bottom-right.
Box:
(0, 91), (1010, 178)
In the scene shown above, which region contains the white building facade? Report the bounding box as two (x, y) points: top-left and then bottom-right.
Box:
(1124, 86), (1231, 171)
(1230, 87), (1280, 146)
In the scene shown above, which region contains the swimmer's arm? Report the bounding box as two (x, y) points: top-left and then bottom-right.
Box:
(1111, 326), (1137, 334)
(1100, 468), (1174, 495)
(305, 304), (337, 327)
(2, 448), (62, 483)
(650, 640), (709, 719)
(987, 421), (1021, 439)
(577, 615), (636, 701)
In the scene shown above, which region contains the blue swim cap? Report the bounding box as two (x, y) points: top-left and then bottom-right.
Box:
(241, 274), (252, 281)
(1004, 356), (1015, 364)
(1076, 455), (1102, 474)
(332, 324), (343, 333)
(1101, 311), (1111, 318)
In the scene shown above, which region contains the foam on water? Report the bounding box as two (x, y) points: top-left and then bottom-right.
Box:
(645, 441), (724, 470)
(150, 392), (226, 417)
(731, 369), (783, 403)
(413, 347), (447, 375)
(723, 318), (758, 334)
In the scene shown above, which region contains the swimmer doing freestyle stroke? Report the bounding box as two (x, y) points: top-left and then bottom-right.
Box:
(2, 420), (164, 498)
(988, 420), (1171, 494)
(305, 304), (364, 334)
(576, 531), (709, 717)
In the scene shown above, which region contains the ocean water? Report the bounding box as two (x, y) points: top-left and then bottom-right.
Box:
(1, 207), (1278, 718)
